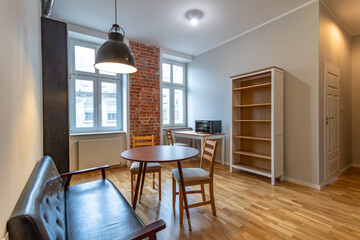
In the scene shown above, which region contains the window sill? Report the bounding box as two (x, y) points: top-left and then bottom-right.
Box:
(70, 131), (126, 137)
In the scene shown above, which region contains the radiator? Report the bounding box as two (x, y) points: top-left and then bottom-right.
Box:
(78, 138), (123, 169)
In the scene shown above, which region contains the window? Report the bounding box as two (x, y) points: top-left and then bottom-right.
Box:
(161, 61), (186, 126)
(69, 39), (122, 133)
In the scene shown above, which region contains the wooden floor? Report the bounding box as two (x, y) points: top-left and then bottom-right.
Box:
(71, 159), (360, 239)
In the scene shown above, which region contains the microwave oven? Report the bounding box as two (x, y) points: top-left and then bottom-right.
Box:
(195, 120), (222, 134)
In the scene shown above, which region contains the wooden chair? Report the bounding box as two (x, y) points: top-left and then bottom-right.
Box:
(165, 129), (188, 146)
(130, 135), (161, 202)
(171, 139), (218, 223)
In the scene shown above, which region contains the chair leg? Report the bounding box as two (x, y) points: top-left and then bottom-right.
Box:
(159, 170), (161, 201)
(179, 184), (184, 224)
(153, 172), (155, 189)
(201, 184), (206, 201)
(131, 172), (134, 203)
(172, 176), (176, 208)
(209, 182), (216, 216)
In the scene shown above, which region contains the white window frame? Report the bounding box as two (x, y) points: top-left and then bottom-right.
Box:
(69, 39), (123, 134)
(161, 60), (186, 127)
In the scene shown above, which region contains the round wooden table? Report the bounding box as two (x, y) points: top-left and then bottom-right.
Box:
(121, 145), (199, 231)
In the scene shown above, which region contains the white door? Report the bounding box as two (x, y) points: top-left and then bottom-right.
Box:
(324, 62), (340, 184)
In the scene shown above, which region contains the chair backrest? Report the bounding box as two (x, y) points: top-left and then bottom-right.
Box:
(200, 139), (218, 179)
(133, 135), (155, 148)
(165, 129), (174, 145)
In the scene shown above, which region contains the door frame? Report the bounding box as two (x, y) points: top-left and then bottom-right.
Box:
(323, 61), (340, 185)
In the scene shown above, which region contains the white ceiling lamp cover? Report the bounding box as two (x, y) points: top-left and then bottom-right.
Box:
(185, 9), (204, 26)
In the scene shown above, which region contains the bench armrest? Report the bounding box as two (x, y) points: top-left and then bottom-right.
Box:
(119, 219), (166, 240)
(60, 165), (110, 188)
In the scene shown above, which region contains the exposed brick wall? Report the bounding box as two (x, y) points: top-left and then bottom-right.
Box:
(129, 40), (161, 147)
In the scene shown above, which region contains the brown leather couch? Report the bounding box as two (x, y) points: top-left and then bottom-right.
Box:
(7, 156), (166, 240)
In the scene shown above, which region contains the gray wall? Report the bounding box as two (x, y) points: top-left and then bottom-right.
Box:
(187, 3), (320, 186)
(0, 0), (42, 235)
(319, 3), (352, 185)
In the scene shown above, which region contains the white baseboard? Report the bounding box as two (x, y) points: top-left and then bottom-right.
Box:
(353, 163), (360, 168)
(284, 177), (322, 190)
(285, 164), (358, 191)
(341, 163), (353, 173)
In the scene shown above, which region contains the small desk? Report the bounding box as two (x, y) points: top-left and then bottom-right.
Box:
(121, 146), (199, 231)
(173, 131), (226, 165)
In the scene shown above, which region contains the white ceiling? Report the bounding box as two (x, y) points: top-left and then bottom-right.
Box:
(52, 0), (313, 56)
(321, 0), (360, 36)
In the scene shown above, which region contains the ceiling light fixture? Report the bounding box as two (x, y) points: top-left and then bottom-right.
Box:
(185, 9), (204, 26)
(94, 0), (137, 74)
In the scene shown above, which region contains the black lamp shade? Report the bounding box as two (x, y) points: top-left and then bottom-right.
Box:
(94, 27), (137, 74)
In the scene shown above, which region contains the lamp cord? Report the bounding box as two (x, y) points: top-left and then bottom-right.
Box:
(115, 0), (117, 24)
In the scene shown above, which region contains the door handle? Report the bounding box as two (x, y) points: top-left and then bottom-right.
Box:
(326, 117), (334, 125)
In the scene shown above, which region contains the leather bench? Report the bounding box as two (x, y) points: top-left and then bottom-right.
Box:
(7, 156), (166, 240)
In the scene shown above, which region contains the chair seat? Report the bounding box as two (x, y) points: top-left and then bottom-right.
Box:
(130, 162), (162, 171)
(171, 168), (210, 183)
(66, 179), (144, 240)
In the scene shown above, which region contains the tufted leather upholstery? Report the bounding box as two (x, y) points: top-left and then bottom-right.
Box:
(7, 156), (154, 240)
(66, 179), (144, 240)
(7, 156), (66, 240)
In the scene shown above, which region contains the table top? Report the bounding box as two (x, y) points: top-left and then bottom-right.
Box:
(173, 130), (225, 137)
(121, 145), (199, 162)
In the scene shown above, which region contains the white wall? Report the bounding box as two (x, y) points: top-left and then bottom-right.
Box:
(319, 3), (352, 184)
(351, 35), (360, 166)
(0, 0), (42, 236)
(187, 3), (320, 185)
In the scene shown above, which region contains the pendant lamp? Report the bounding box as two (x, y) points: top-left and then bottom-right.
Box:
(94, 0), (137, 74)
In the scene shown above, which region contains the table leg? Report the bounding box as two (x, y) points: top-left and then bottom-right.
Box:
(139, 162), (147, 203)
(177, 161), (192, 231)
(222, 136), (225, 165)
(132, 162), (143, 210)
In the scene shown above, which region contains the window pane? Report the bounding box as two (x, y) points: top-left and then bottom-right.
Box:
(75, 79), (94, 128)
(101, 82), (117, 127)
(173, 65), (183, 84)
(174, 89), (184, 124)
(162, 88), (170, 125)
(75, 45), (95, 73)
(162, 63), (170, 82)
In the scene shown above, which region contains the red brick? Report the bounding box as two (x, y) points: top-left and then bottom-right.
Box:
(129, 40), (161, 147)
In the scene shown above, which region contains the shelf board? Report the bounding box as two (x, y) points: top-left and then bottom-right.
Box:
(234, 151), (271, 160)
(232, 163), (271, 177)
(233, 82), (271, 91)
(233, 103), (271, 108)
(234, 136), (271, 141)
(233, 120), (271, 123)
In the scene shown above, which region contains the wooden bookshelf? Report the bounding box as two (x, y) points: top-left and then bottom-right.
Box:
(234, 136), (271, 141)
(230, 67), (284, 185)
(233, 103), (271, 108)
(233, 120), (271, 123)
(234, 151), (271, 160)
(233, 82), (271, 91)
(232, 163), (271, 176)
